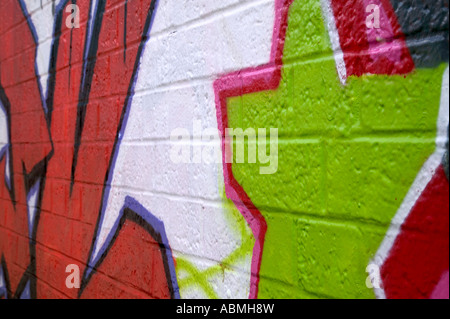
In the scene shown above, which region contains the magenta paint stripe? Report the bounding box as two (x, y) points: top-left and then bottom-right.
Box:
(430, 271), (449, 299)
(213, 0), (294, 299)
(330, 0), (414, 77)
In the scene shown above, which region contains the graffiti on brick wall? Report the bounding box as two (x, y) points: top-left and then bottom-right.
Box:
(0, 0), (181, 299)
(0, 0), (276, 299)
(216, 0), (448, 299)
(0, 0), (449, 299)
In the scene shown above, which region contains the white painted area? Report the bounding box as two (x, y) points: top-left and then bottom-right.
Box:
(0, 101), (7, 154)
(1, 0), (275, 299)
(1, 101), (9, 187)
(4, 152), (10, 188)
(321, 0), (347, 85)
(92, 0), (275, 299)
(437, 67), (450, 149)
(23, 0), (64, 105)
(0, 267), (4, 288)
(371, 66), (450, 299)
(27, 178), (41, 238)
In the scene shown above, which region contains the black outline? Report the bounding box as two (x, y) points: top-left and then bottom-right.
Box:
(0, 0), (58, 299)
(70, 0), (107, 194)
(124, 0), (128, 62)
(1, 255), (12, 299)
(1, 0), (167, 299)
(79, 0), (161, 298)
(0, 86), (16, 206)
(443, 125), (449, 181)
(79, 207), (178, 299)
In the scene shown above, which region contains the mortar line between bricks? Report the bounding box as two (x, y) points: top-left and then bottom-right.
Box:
(0, 199), (96, 228)
(34, 240), (92, 270)
(115, 50), (449, 97)
(10, 0), (270, 72)
(0, 40), (143, 91)
(0, 17), (33, 43)
(119, 135), (437, 144)
(30, 218), (252, 277)
(3, 36), (445, 98)
(93, 184), (225, 206)
(0, 216), (405, 300)
(5, 153), (439, 219)
(29, 256), (154, 299)
(77, 266), (159, 299)
(10, 133), (436, 146)
(26, 174), (224, 204)
(19, 0), (57, 18)
(171, 255), (254, 294)
(7, 203), (441, 241)
(147, 0), (273, 40)
(0, 43), (148, 94)
(87, 185), (404, 231)
(4, 57), (209, 98)
(109, 74), (216, 96)
(256, 275), (339, 299)
(0, 71), (42, 92)
(0, 227), (90, 285)
(22, 0), (154, 48)
(4, 6), (449, 74)
(83, 53), (337, 98)
(28, 228), (252, 298)
(36, 208), (95, 227)
(0, 225), (89, 258)
(320, 32), (449, 61)
(1, 212), (437, 297)
(0, 44), (37, 66)
(402, 31), (449, 47)
(0, 224), (35, 241)
(1, 0), (270, 69)
(0, 214), (253, 274)
(301, 288), (340, 300)
(260, 211), (395, 230)
(24, 272), (74, 299)
(173, 249), (255, 274)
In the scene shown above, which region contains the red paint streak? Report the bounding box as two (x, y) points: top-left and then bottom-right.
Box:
(330, 0), (414, 77)
(0, 0), (52, 294)
(1, 0), (440, 300)
(35, 0), (156, 299)
(80, 220), (171, 299)
(213, 0), (294, 299)
(381, 165), (449, 299)
(0, 0), (170, 299)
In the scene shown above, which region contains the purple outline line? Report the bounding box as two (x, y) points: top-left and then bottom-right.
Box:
(18, 0), (60, 114)
(0, 268), (6, 299)
(19, 280), (31, 299)
(85, 196), (180, 299)
(26, 178), (41, 242)
(0, 78), (11, 191)
(94, 0), (159, 234)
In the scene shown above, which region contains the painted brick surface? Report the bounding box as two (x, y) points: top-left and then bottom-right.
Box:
(0, 0), (448, 299)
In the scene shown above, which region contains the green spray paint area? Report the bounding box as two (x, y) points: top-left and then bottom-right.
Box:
(226, 0), (447, 299)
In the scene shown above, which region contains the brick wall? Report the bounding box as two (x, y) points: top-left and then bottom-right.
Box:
(0, 0), (448, 299)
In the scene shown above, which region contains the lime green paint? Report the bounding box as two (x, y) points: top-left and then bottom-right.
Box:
(226, 0), (447, 299)
(176, 192), (255, 298)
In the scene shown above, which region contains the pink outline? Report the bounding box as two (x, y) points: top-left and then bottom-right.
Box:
(431, 271), (450, 299)
(213, 0), (294, 299)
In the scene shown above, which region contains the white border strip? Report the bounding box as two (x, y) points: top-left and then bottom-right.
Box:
(371, 66), (449, 299)
(320, 0), (348, 85)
